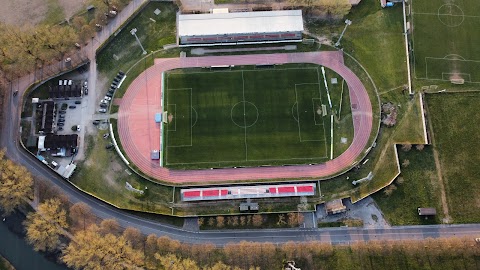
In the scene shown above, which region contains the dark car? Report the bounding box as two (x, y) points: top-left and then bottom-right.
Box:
(93, 120), (100, 125)
(105, 143), (114, 150)
(69, 105), (76, 109)
(57, 123), (65, 127)
(13, 90), (19, 97)
(58, 119), (65, 123)
(58, 127), (63, 131)
(59, 114), (65, 119)
(113, 78), (120, 83)
(61, 103), (68, 110)
(59, 110), (67, 114)
(74, 100), (81, 104)
(105, 92), (113, 97)
(118, 71), (125, 76)
(84, 88), (88, 95)
(100, 103), (108, 108)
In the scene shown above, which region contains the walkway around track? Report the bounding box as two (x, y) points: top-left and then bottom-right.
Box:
(117, 51), (373, 183)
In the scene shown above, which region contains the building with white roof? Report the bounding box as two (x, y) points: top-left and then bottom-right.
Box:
(177, 10), (304, 46)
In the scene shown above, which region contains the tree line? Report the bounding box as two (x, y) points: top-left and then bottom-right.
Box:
(2, 150), (480, 269)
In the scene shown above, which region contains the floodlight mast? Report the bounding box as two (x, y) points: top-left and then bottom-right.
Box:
(130, 28), (147, 55)
(335, 19), (352, 47)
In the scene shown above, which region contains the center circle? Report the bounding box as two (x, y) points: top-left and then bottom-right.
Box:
(437, 4), (464, 27)
(231, 101), (259, 128)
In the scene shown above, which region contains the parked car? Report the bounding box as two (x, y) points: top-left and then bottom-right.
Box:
(74, 100), (81, 104)
(58, 119), (65, 123)
(93, 120), (101, 125)
(77, 125), (81, 131)
(105, 143), (114, 150)
(59, 114), (65, 119)
(118, 71), (125, 76)
(58, 127), (63, 131)
(61, 103), (68, 110)
(100, 103), (108, 108)
(69, 105), (76, 109)
(100, 99), (108, 104)
(84, 88), (88, 95)
(104, 96), (112, 101)
(59, 110), (66, 114)
(103, 133), (110, 139)
(84, 81), (88, 88)
(57, 123), (65, 127)
(99, 108), (107, 113)
(13, 90), (19, 97)
(110, 83), (117, 88)
(105, 92), (113, 98)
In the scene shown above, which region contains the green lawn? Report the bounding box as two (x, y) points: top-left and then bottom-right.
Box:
(426, 92), (480, 223)
(411, 0), (480, 81)
(97, 2), (178, 79)
(163, 65), (349, 169)
(372, 146), (443, 225)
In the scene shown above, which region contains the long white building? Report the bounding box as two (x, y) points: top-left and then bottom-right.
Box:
(177, 10), (304, 46)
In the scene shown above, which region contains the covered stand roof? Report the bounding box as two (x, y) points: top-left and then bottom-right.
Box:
(178, 10), (304, 37)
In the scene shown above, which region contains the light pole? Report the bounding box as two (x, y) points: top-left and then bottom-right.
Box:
(335, 19), (352, 47)
(130, 28), (147, 55)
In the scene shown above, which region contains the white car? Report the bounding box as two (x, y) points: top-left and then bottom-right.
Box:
(76, 125), (81, 131)
(99, 108), (107, 113)
(84, 81), (88, 87)
(104, 96), (112, 101)
(100, 99), (108, 104)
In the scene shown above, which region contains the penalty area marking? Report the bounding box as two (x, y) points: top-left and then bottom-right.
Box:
(166, 88), (193, 148)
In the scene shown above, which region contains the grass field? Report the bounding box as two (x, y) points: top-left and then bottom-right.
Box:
(163, 64), (350, 169)
(426, 92), (480, 223)
(412, 0), (480, 82)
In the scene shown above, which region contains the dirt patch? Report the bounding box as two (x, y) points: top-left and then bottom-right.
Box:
(0, 0), (47, 25)
(0, 0), (86, 25)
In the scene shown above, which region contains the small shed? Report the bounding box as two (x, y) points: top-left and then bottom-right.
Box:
(325, 199), (347, 215)
(151, 150), (160, 160)
(418, 208), (436, 216)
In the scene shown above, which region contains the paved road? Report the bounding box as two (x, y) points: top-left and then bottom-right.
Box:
(1, 0), (480, 246)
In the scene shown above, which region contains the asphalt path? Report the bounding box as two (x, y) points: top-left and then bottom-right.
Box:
(1, 0), (480, 246)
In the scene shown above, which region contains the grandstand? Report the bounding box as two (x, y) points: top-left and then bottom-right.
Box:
(181, 183), (315, 202)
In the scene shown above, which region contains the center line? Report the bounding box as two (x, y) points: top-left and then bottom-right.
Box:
(242, 71), (248, 161)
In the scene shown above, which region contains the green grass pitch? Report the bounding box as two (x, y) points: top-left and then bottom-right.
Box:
(411, 0), (480, 82)
(163, 65), (334, 169)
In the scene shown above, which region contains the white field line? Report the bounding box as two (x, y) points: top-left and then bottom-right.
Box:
(160, 72), (165, 167)
(338, 79), (345, 120)
(330, 114), (334, 160)
(418, 93), (428, 144)
(321, 67), (332, 108)
(413, 12), (480, 19)
(241, 71), (248, 161)
(403, 0), (413, 94)
(110, 123), (129, 165)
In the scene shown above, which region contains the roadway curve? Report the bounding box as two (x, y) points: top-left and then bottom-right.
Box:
(118, 51), (373, 183)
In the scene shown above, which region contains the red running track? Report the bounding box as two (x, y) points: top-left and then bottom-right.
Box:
(117, 52), (373, 184)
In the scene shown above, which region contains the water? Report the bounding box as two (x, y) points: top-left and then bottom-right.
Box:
(0, 213), (68, 270)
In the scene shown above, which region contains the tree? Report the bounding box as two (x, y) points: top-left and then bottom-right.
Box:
(0, 150), (33, 215)
(62, 224), (143, 270)
(402, 159), (410, 167)
(401, 144), (412, 152)
(383, 184), (397, 196)
(145, 234), (158, 269)
(416, 144), (425, 151)
(287, 212), (304, 227)
(69, 202), (94, 231)
(99, 218), (120, 235)
(24, 198), (68, 251)
(123, 226), (143, 249)
(252, 215), (263, 227)
(277, 214), (287, 226)
(155, 253), (200, 270)
(216, 216), (225, 228)
(157, 236), (180, 255)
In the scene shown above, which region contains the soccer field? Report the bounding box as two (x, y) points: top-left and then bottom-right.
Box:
(163, 65), (335, 169)
(412, 0), (480, 82)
